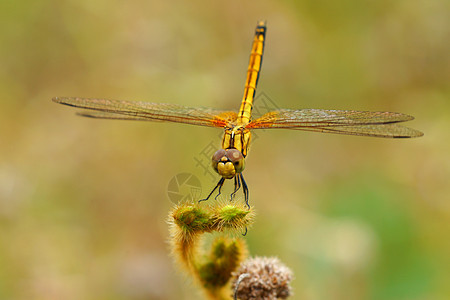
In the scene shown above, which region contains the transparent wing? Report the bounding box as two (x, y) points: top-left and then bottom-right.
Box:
(279, 124), (423, 138)
(52, 97), (238, 128)
(247, 109), (423, 138)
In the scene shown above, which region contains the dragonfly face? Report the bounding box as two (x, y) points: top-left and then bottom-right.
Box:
(52, 21), (422, 209)
(212, 148), (245, 179)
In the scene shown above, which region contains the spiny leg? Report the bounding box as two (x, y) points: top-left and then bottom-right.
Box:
(242, 226), (248, 236)
(240, 173), (250, 209)
(239, 174), (250, 236)
(199, 177), (225, 203)
(214, 178), (225, 200)
(230, 175), (242, 201)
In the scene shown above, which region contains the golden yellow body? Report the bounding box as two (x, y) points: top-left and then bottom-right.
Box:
(53, 20), (422, 208)
(221, 21), (266, 159)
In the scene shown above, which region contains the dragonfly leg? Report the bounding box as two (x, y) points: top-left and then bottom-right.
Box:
(230, 175), (241, 201)
(214, 178), (225, 200)
(242, 226), (248, 236)
(240, 173), (250, 209)
(199, 177), (225, 204)
(239, 174), (249, 236)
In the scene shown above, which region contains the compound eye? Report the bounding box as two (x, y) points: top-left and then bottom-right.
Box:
(211, 149), (226, 172)
(226, 149), (245, 173)
(212, 149), (226, 162)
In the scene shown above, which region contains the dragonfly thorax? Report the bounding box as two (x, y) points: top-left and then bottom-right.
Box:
(212, 148), (245, 179)
(222, 126), (251, 157)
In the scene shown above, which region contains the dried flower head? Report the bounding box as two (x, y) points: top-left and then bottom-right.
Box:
(232, 256), (293, 300)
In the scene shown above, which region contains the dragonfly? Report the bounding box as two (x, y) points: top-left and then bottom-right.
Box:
(53, 21), (423, 208)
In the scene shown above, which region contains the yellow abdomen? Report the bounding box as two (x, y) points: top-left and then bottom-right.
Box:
(237, 21), (266, 125)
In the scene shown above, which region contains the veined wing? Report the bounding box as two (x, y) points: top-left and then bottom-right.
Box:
(52, 97), (237, 128)
(247, 109), (423, 138)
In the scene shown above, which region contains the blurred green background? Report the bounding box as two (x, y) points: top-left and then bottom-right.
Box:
(0, 0), (449, 299)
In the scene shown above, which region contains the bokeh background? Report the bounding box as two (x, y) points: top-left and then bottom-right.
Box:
(1, 0), (449, 299)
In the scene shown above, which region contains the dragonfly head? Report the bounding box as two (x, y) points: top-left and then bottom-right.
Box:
(212, 148), (245, 179)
